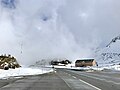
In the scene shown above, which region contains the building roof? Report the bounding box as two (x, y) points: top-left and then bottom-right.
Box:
(75, 59), (95, 63)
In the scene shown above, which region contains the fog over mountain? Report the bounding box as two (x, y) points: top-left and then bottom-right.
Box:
(0, 0), (120, 65)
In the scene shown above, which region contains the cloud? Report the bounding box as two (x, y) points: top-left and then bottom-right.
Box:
(0, 0), (120, 65)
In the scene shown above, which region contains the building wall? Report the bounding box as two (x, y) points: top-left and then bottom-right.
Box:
(75, 60), (96, 67)
(92, 60), (96, 66)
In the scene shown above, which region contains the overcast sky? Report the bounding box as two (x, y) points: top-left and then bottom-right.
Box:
(0, 0), (120, 65)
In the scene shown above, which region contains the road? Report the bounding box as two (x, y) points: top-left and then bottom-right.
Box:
(0, 69), (120, 90)
(61, 69), (120, 90)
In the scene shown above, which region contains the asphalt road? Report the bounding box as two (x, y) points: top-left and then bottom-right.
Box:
(62, 69), (120, 90)
(0, 69), (120, 90)
(0, 73), (71, 90)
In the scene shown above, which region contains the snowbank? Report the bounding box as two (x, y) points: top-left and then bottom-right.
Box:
(52, 64), (120, 71)
(102, 65), (120, 71)
(50, 64), (104, 71)
(0, 67), (53, 79)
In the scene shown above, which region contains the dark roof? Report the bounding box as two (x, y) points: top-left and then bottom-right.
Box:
(75, 59), (95, 63)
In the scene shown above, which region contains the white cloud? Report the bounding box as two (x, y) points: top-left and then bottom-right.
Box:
(0, 0), (120, 65)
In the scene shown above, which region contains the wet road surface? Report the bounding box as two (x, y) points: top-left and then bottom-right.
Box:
(63, 69), (120, 90)
(0, 69), (120, 90)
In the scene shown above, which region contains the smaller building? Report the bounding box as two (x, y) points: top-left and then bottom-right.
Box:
(50, 59), (71, 66)
(75, 59), (96, 67)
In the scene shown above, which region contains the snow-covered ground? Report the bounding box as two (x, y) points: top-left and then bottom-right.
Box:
(0, 63), (120, 80)
(51, 64), (120, 72)
(53, 65), (104, 71)
(0, 67), (53, 79)
(102, 64), (120, 71)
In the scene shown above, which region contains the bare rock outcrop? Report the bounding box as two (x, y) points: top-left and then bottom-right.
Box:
(0, 54), (21, 70)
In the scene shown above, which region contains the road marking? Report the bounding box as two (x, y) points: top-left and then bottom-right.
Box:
(64, 72), (67, 74)
(72, 76), (77, 79)
(68, 74), (71, 76)
(75, 72), (120, 85)
(64, 73), (72, 77)
(58, 75), (72, 89)
(79, 79), (101, 90)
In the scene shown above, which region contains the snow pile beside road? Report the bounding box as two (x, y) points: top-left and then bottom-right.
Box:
(102, 65), (120, 71)
(85, 65), (120, 71)
(52, 64), (120, 71)
(51, 64), (104, 71)
(0, 67), (53, 79)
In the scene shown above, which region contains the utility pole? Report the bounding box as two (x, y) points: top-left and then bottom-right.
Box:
(20, 42), (23, 54)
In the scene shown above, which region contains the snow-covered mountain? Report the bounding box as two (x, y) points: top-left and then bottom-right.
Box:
(95, 35), (120, 66)
(106, 35), (120, 47)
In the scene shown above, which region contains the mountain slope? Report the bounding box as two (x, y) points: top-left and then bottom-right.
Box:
(95, 35), (120, 66)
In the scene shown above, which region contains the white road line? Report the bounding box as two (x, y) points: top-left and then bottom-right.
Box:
(64, 72), (67, 74)
(65, 73), (71, 77)
(76, 73), (120, 85)
(68, 74), (71, 76)
(72, 76), (77, 79)
(58, 75), (71, 89)
(79, 79), (101, 90)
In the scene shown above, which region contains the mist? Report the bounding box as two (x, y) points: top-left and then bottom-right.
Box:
(0, 0), (120, 65)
